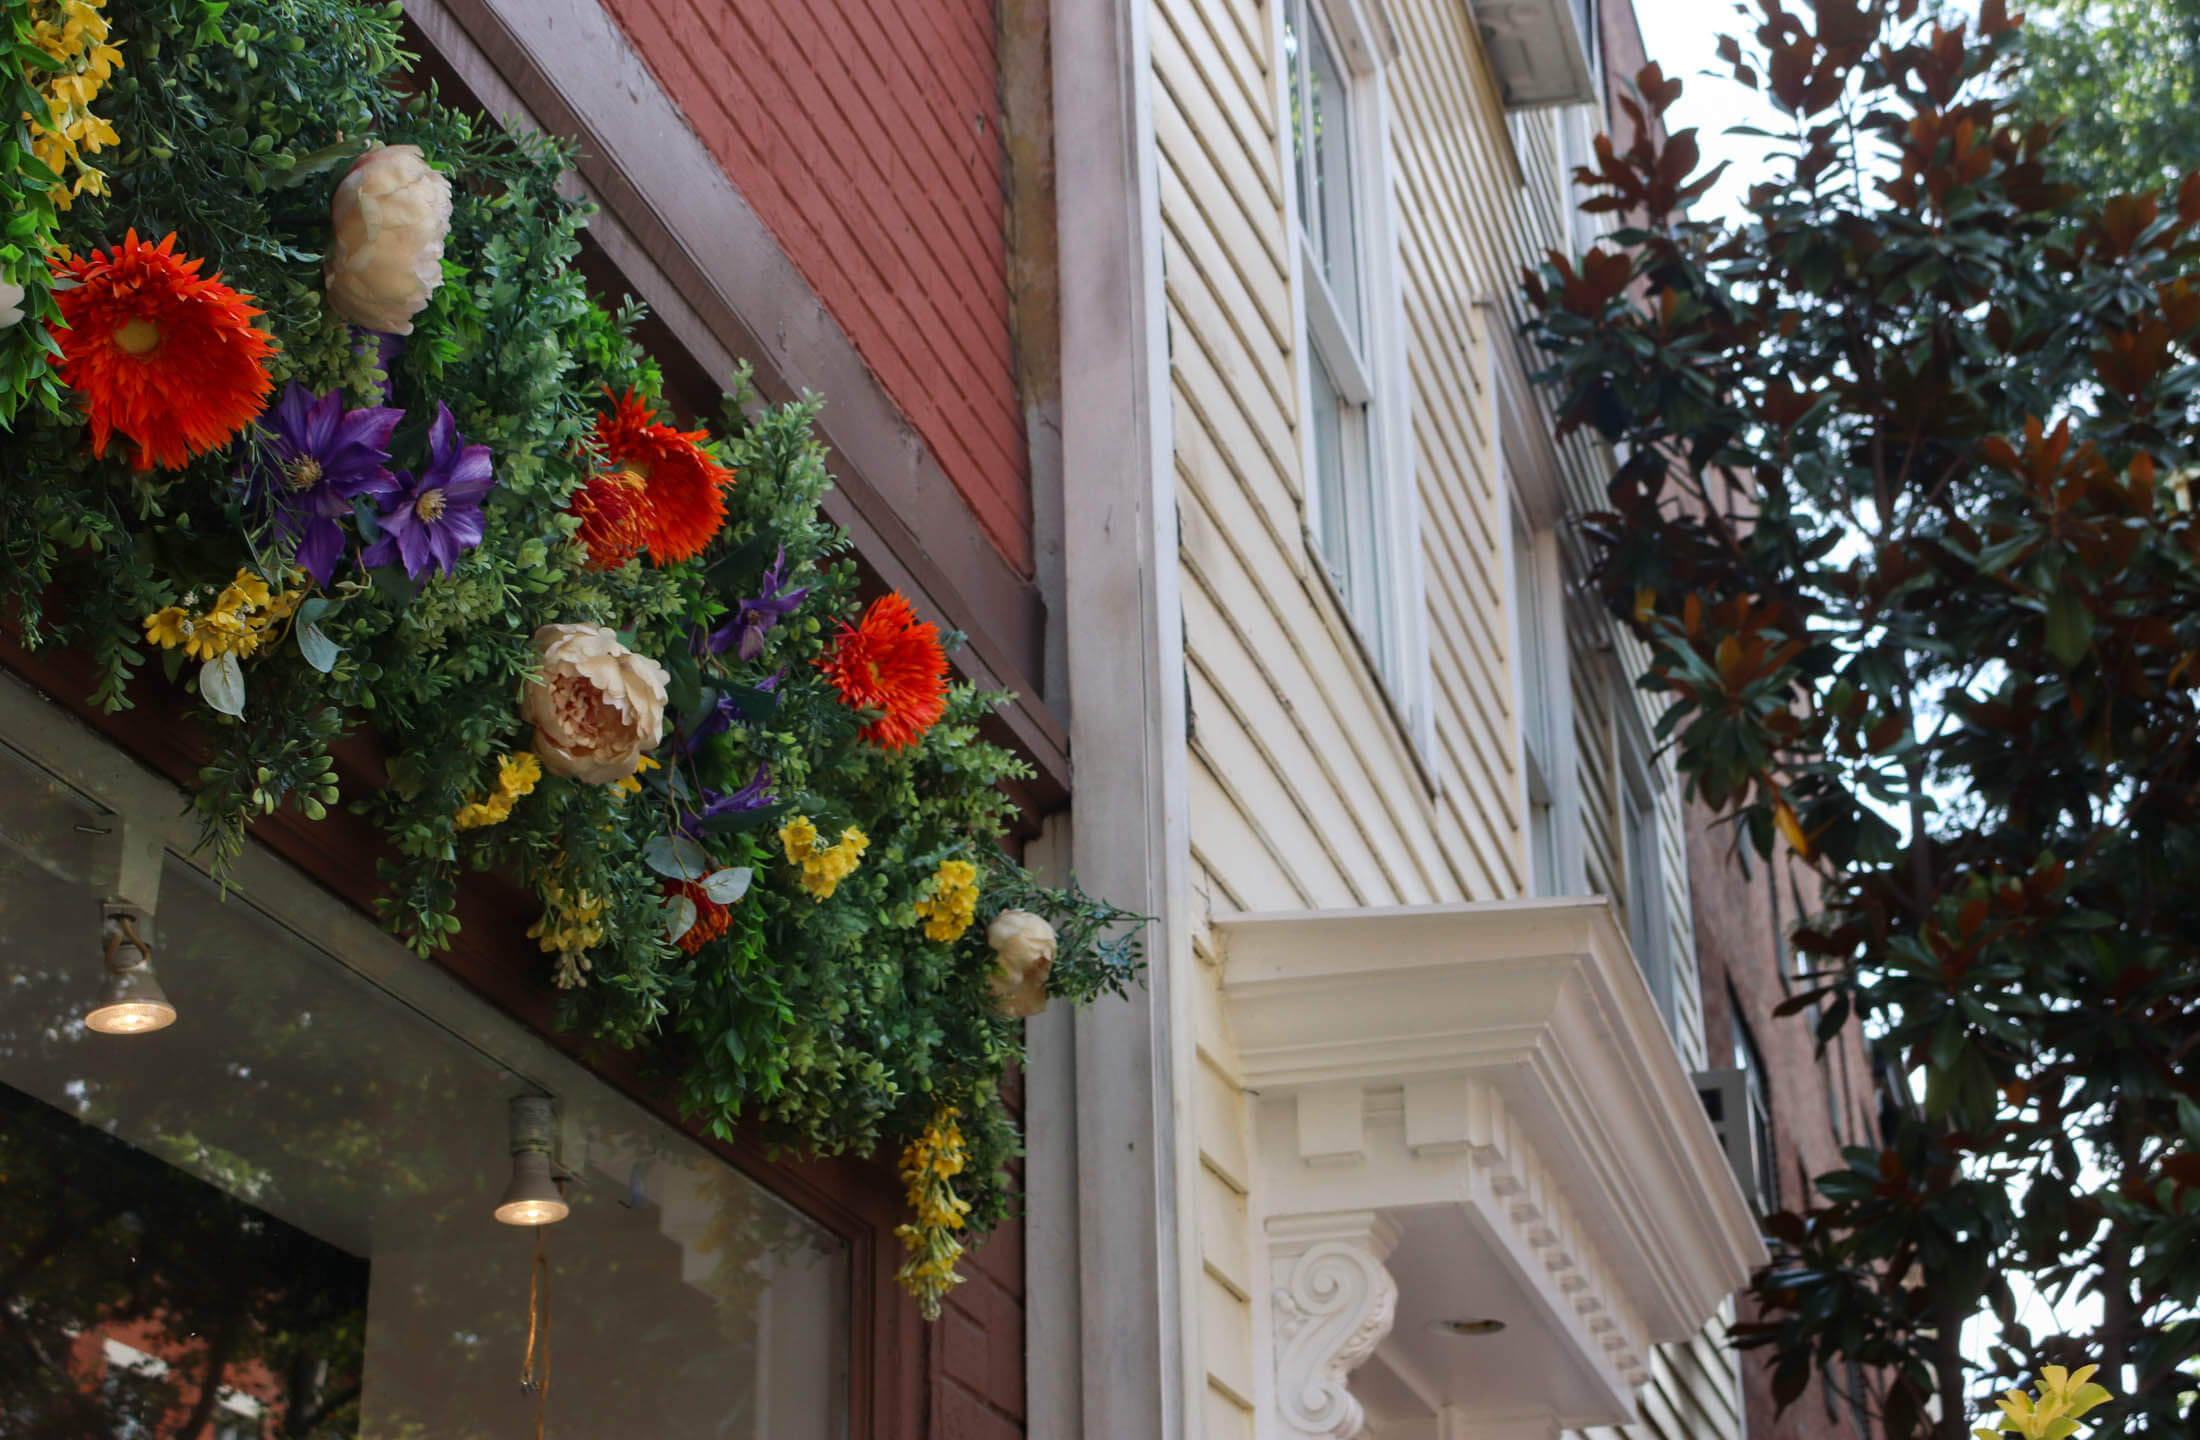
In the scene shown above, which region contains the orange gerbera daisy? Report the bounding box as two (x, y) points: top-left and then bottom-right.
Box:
(50, 231), (275, 470)
(818, 592), (949, 749)
(580, 389), (732, 565)
(568, 467), (653, 570)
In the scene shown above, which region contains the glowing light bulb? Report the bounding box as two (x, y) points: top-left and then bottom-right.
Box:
(84, 998), (177, 1035)
(495, 1096), (570, 1226)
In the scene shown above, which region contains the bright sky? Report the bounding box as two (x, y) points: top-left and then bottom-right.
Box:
(1626, 0), (1789, 225)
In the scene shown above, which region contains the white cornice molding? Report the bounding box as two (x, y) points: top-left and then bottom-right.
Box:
(1217, 898), (1766, 1344)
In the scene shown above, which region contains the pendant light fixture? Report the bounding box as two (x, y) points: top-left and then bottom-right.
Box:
(495, 1094), (571, 1226)
(84, 817), (176, 1035)
(84, 901), (176, 1034)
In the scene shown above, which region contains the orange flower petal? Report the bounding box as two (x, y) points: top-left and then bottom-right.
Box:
(818, 592), (948, 749)
(49, 231), (274, 470)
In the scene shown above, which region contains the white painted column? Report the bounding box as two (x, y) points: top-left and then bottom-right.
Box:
(1035, 0), (1193, 1437)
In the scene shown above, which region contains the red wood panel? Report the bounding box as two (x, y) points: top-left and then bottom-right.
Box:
(601, 0), (1034, 576)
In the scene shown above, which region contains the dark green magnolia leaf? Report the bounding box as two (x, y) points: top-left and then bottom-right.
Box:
(2044, 586), (2092, 667)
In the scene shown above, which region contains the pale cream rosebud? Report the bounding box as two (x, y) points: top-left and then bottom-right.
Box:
(0, 280), (23, 329)
(519, 624), (670, 785)
(323, 144), (453, 335)
(986, 909), (1058, 1018)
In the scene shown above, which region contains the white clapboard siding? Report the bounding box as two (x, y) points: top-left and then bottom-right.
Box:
(1149, 0), (1732, 1435)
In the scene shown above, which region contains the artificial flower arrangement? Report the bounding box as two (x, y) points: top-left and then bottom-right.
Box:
(0, 0), (1141, 1318)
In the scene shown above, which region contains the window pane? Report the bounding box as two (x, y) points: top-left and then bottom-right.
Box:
(1306, 15), (1361, 337)
(1623, 779), (1673, 1028)
(0, 755), (850, 1440)
(1284, 0), (1309, 212)
(1340, 399), (1384, 652)
(1513, 516), (1555, 768)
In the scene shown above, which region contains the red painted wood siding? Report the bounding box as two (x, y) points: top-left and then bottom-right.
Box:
(600, 0), (1033, 575)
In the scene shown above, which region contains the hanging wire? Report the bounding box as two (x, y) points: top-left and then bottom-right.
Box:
(521, 1226), (551, 1439)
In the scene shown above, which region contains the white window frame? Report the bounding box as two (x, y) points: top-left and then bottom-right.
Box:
(1279, 0), (1428, 752)
(1504, 498), (1580, 897)
(1494, 331), (1583, 898)
(1617, 702), (1676, 1032)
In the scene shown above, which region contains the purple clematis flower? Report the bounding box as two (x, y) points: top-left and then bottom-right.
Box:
(679, 694), (740, 755)
(250, 383), (403, 585)
(678, 763), (776, 838)
(695, 547), (810, 661)
(364, 403), (497, 580)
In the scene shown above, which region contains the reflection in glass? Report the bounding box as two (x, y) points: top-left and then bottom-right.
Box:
(0, 744), (849, 1439)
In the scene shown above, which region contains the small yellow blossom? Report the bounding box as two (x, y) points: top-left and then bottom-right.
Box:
(611, 752), (660, 797)
(454, 750), (543, 831)
(894, 1107), (973, 1320)
(23, 0), (122, 208)
(142, 570), (298, 666)
(189, 607), (253, 661)
(219, 572), (273, 612)
(1973, 1364), (2113, 1440)
(528, 876), (608, 988)
(913, 858), (979, 943)
(780, 814), (868, 901)
(142, 607), (191, 651)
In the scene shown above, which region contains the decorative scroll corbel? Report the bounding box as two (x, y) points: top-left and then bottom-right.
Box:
(1268, 1211), (1401, 1440)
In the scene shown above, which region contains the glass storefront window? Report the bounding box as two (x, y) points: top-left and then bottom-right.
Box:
(0, 744), (848, 1439)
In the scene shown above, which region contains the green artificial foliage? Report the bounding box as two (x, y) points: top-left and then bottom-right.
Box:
(0, 0), (1142, 1266)
(1524, 1), (2199, 1435)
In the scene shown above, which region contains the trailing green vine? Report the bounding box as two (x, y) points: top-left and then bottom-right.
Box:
(0, 0), (1143, 1312)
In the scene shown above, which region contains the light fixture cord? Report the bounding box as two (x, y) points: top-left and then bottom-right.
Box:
(522, 1226), (551, 1439)
(104, 912), (150, 973)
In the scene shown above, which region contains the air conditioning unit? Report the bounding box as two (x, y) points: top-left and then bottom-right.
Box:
(1694, 1067), (1774, 1214)
(1472, 0), (1599, 110)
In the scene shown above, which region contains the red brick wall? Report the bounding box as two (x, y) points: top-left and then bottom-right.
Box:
(1688, 802), (1883, 1440)
(599, 0), (1034, 575)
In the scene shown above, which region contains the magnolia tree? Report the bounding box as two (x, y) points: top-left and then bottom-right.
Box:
(1522, 2), (2200, 1436)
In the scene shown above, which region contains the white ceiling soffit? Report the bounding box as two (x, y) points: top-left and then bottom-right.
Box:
(1472, 0), (1598, 110)
(1218, 898), (1767, 1429)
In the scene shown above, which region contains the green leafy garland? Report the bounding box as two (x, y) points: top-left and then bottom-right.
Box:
(0, 0), (1142, 1315)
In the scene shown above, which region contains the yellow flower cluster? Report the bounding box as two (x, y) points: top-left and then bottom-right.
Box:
(610, 752), (660, 797)
(893, 1106), (972, 1320)
(527, 877), (608, 989)
(779, 814), (868, 901)
(142, 571), (303, 661)
(25, 0), (123, 208)
(1974, 1365), (2113, 1440)
(454, 751), (543, 831)
(913, 858), (979, 942)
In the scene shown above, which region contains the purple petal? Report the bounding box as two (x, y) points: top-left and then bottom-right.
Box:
(427, 403), (460, 465)
(295, 519), (346, 586)
(299, 389), (345, 454)
(396, 519), (437, 578)
(438, 507), (486, 551)
(441, 443), (494, 490)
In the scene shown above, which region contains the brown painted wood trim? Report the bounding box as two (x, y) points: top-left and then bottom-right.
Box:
(401, 0), (1070, 799)
(1, 641), (931, 1440)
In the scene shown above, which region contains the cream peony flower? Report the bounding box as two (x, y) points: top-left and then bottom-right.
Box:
(986, 909), (1058, 1018)
(323, 144), (453, 334)
(0, 280), (23, 329)
(519, 624), (670, 784)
